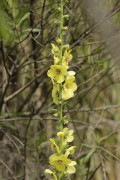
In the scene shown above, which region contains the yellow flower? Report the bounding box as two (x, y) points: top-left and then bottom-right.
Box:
(62, 50), (72, 69)
(47, 65), (67, 83)
(62, 77), (77, 100)
(44, 169), (57, 180)
(52, 85), (59, 104)
(63, 128), (74, 142)
(68, 71), (76, 76)
(65, 146), (76, 156)
(51, 43), (60, 64)
(66, 161), (76, 174)
(49, 154), (71, 172)
(66, 74), (75, 82)
(51, 43), (59, 54)
(50, 138), (60, 154)
(57, 132), (64, 137)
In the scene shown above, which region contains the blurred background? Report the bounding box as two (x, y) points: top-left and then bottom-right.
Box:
(0, 0), (120, 179)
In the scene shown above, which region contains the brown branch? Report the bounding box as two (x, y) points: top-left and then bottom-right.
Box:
(0, 159), (17, 180)
(4, 69), (47, 103)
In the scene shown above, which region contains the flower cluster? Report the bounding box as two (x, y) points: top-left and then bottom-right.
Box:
(45, 128), (76, 179)
(44, 0), (77, 179)
(47, 44), (77, 104)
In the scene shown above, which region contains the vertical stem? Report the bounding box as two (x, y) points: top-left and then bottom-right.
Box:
(59, 0), (64, 131)
(60, 0), (63, 63)
(59, 102), (63, 130)
(59, 175), (61, 180)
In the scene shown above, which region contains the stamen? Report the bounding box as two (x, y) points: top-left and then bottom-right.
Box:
(66, 56), (69, 61)
(58, 160), (62, 164)
(65, 84), (69, 89)
(56, 69), (60, 74)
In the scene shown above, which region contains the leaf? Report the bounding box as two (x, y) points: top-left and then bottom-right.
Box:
(22, 28), (41, 33)
(18, 12), (31, 26)
(82, 143), (94, 148)
(84, 148), (96, 164)
(98, 146), (120, 162)
(37, 131), (46, 147)
(0, 10), (12, 44)
(7, 0), (19, 18)
(98, 131), (116, 144)
(7, 0), (13, 8)
(0, 122), (16, 130)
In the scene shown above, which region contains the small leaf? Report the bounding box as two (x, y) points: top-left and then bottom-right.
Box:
(98, 131), (116, 144)
(84, 148), (96, 164)
(21, 28), (40, 33)
(0, 11), (12, 44)
(18, 12), (31, 26)
(98, 146), (120, 162)
(0, 122), (16, 130)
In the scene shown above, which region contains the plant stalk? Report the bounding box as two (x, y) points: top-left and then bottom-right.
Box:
(59, 0), (64, 132)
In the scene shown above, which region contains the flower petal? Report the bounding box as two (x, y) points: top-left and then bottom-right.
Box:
(68, 71), (76, 76)
(67, 165), (76, 174)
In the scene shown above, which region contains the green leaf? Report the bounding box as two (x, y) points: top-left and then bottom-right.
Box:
(84, 148), (96, 164)
(0, 11), (12, 44)
(21, 28), (41, 33)
(97, 146), (120, 162)
(7, 0), (19, 18)
(7, 0), (13, 8)
(37, 131), (46, 147)
(18, 12), (31, 27)
(98, 131), (116, 144)
(0, 122), (16, 130)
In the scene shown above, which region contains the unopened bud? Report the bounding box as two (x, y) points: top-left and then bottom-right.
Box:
(63, 27), (68, 31)
(52, 109), (57, 112)
(64, 120), (69, 125)
(57, 7), (61, 11)
(53, 113), (58, 117)
(63, 14), (69, 18)
(57, 132), (64, 137)
(64, 116), (69, 119)
(63, 44), (69, 49)
(56, 39), (62, 45)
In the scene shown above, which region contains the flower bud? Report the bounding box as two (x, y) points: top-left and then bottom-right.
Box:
(63, 14), (69, 18)
(64, 115), (69, 119)
(53, 113), (58, 117)
(63, 27), (68, 31)
(57, 7), (61, 11)
(64, 120), (69, 125)
(52, 109), (57, 112)
(57, 132), (64, 137)
(56, 39), (62, 45)
(63, 45), (69, 49)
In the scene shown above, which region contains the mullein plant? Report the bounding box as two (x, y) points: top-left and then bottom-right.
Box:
(44, 0), (77, 179)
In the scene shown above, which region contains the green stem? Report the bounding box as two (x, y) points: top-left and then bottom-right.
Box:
(59, 0), (64, 149)
(60, 0), (63, 63)
(58, 173), (63, 180)
(58, 175), (61, 180)
(59, 103), (63, 130)
(58, 0), (64, 132)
